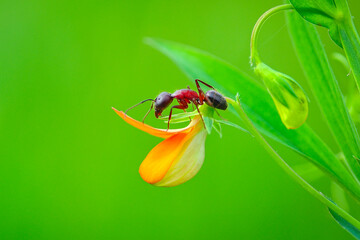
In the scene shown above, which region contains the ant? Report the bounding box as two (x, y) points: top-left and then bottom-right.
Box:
(125, 79), (228, 130)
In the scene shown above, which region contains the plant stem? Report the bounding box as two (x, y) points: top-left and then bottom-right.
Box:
(250, 4), (293, 66)
(339, 22), (360, 92)
(334, 0), (360, 92)
(226, 95), (360, 230)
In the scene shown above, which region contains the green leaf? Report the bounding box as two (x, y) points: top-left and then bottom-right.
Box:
(338, 18), (360, 93)
(286, 11), (360, 186)
(200, 104), (215, 134)
(293, 162), (324, 182)
(145, 37), (360, 199)
(289, 0), (342, 47)
(290, 0), (360, 93)
(203, 117), (214, 134)
(229, 94), (360, 232)
(331, 181), (349, 212)
(212, 121), (223, 138)
(329, 208), (360, 239)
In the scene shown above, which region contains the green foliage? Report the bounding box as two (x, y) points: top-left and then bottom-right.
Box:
(146, 0), (360, 232)
(286, 10), (360, 188)
(146, 38), (360, 200)
(330, 208), (360, 239)
(289, 0), (342, 46)
(290, 0), (360, 93)
(201, 105), (215, 134)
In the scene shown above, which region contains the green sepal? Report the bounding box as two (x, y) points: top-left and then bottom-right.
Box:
(200, 105), (215, 134)
(212, 121), (223, 138)
(159, 110), (198, 123)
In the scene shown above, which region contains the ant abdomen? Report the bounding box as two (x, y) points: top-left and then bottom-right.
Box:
(205, 90), (228, 110)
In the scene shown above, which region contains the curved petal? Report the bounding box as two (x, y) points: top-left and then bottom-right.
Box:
(112, 107), (193, 138)
(139, 132), (192, 184)
(139, 118), (206, 186)
(155, 129), (207, 187)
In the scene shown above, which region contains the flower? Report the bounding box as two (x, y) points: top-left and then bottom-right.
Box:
(112, 107), (207, 187)
(254, 62), (308, 129)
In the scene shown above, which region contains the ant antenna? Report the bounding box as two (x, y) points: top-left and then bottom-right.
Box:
(125, 99), (154, 116)
(142, 102), (154, 123)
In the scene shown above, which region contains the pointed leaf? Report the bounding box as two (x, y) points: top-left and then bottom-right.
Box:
(286, 11), (360, 185)
(289, 0), (342, 47)
(145, 37), (360, 199)
(329, 208), (360, 239)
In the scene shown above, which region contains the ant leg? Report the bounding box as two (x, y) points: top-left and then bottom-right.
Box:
(187, 86), (191, 90)
(194, 103), (206, 129)
(142, 102), (154, 123)
(182, 99), (192, 122)
(194, 79), (215, 105)
(213, 108), (227, 121)
(195, 79), (215, 90)
(195, 79), (218, 107)
(177, 99), (191, 122)
(167, 104), (188, 131)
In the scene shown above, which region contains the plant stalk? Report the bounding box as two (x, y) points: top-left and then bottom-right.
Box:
(334, 0), (360, 92)
(250, 4), (293, 66)
(227, 95), (360, 230)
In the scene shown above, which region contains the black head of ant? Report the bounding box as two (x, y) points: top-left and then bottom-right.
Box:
(124, 92), (175, 123)
(154, 92), (174, 118)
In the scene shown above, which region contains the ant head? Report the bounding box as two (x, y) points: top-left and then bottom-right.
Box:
(154, 92), (174, 118)
(205, 90), (228, 110)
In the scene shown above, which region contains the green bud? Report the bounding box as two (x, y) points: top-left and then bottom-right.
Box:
(254, 62), (308, 129)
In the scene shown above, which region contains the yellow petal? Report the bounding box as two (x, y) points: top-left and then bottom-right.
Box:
(270, 79), (308, 129)
(155, 129), (207, 187)
(112, 107), (192, 138)
(139, 132), (191, 184)
(139, 117), (206, 186)
(255, 63), (308, 129)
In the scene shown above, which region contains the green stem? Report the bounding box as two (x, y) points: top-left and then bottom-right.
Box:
(334, 0), (360, 92)
(339, 22), (360, 92)
(250, 4), (293, 66)
(226, 95), (360, 230)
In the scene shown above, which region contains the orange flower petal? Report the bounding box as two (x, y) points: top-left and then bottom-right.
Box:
(139, 131), (194, 184)
(155, 129), (206, 187)
(112, 107), (192, 139)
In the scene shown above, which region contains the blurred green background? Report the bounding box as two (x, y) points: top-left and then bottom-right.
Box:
(1, 0), (360, 239)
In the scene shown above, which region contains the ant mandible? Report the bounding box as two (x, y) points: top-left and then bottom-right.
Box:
(125, 79), (228, 130)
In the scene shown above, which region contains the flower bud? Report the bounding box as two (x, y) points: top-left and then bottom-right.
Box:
(254, 62), (308, 129)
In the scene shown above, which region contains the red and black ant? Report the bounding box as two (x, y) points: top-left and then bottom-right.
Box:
(125, 79), (228, 130)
